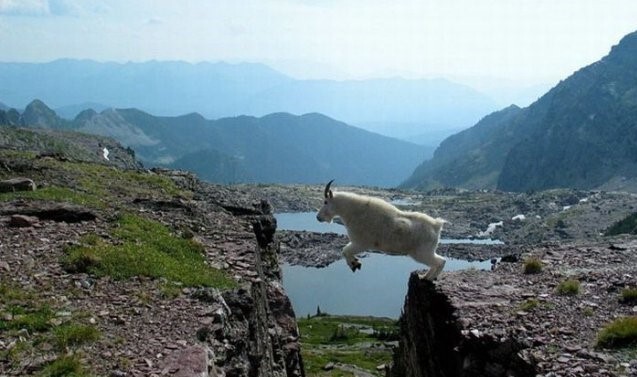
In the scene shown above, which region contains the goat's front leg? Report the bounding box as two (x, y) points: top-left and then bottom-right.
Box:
(342, 242), (363, 272)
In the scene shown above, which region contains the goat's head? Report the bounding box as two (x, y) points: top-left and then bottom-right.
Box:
(316, 179), (336, 223)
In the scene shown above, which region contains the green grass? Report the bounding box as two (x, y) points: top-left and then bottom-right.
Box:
(1, 156), (190, 209)
(517, 299), (540, 312)
(53, 324), (100, 350)
(0, 186), (102, 208)
(298, 315), (397, 376)
(597, 316), (637, 349)
(54, 160), (185, 201)
(62, 213), (236, 288)
(0, 281), (99, 375)
(523, 257), (543, 274)
(0, 280), (34, 303)
(0, 149), (37, 159)
(0, 305), (54, 332)
(582, 307), (595, 317)
(0, 282), (55, 332)
(37, 355), (92, 377)
(621, 288), (637, 304)
(556, 279), (581, 296)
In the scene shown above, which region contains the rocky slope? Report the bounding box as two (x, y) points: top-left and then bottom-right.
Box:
(0, 152), (303, 376)
(0, 122), (141, 170)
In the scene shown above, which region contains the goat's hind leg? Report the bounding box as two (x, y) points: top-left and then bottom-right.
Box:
(411, 247), (446, 281)
(342, 242), (363, 272)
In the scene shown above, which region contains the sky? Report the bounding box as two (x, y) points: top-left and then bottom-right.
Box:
(1, 0), (637, 86)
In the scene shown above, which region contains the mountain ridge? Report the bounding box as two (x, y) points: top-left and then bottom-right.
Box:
(0, 59), (498, 140)
(402, 30), (637, 193)
(2, 99), (430, 187)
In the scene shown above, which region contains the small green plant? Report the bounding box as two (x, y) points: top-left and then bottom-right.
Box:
(620, 288), (637, 304)
(53, 324), (100, 350)
(159, 283), (182, 299)
(596, 316), (637, 348)
(557, 279), (580, 296)
(37, 355), (90, 377)
(518, 299), (540, 311)
(523, 257), (543, 274)
(0, 305), (54, 332)
(582, 307), (594, 317)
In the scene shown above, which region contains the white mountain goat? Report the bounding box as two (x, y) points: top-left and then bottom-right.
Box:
(316, 180), (447, 280)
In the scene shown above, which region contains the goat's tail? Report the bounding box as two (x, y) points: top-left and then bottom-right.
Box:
(435, 217), (450, 230)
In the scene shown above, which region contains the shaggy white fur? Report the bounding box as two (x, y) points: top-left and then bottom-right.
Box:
(317, 181), (446, 280)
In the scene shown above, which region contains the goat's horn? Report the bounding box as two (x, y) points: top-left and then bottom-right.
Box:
(324, 179), (334, 198)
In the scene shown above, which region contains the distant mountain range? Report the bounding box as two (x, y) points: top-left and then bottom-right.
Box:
(0, 59), (498, 145)
(1, 100), (430, 187)
(402, 30), (637, 193)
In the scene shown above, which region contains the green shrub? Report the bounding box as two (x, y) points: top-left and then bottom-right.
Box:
(606, 212), (637, 236)
(523, 257), (543, 274)
(620, 288), (637, 304)
(596, 316), (637, 348)
(556, 279), (580, 296)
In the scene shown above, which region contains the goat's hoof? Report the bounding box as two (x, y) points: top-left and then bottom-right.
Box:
(350, 261), (362, 272)
(418, 272), (436, 281)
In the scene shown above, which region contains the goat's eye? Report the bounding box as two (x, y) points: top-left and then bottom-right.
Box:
(324, 200), (328, 205)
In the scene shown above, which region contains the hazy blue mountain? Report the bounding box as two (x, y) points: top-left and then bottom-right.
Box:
(401, 105), (522, 189)
(498, 31), (637, 192)
(243, 78), (496, 129)
(402, 30), (637, 192)
(8, 99), (428, 186)
(0, 59), (497, 139)
(56, 102), (111, 119)
(0, 59), (293, 117)
(0, 101), (7, 110)
(20, 99), (70, 129)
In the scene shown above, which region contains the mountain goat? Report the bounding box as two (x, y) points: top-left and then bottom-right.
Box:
(316, 180), (447, 280)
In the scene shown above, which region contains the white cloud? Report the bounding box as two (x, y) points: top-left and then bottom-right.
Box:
(144, 17), (163, 25)
(0, 0), (101, 17)
(0, 0), (49, 16)
(1, 0), (637, 85)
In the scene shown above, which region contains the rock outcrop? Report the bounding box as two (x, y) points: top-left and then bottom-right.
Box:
(0, 177), (36, 192)
(391, 239), (637, 377)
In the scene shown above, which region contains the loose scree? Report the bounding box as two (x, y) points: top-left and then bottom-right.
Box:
(316, 180), (447, 280)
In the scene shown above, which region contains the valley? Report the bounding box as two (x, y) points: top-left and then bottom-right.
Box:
(1, 20), (636, 377)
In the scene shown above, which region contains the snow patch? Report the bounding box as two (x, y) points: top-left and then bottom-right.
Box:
(478, 221), (503, 237)
(512, 214), (526, 221)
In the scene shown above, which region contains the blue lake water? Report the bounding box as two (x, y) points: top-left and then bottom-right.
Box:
(276, 212), (496, 319)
